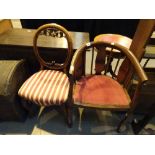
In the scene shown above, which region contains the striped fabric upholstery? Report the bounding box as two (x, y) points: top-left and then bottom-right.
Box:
(18, 70), (70, 106)
(74, 75), (130, 108)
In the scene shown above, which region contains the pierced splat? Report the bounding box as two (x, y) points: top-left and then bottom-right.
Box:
(94, 34), (132, 78)
(95, 47), (107, 75)
(94, 46), (116, 77)
(40, 28), (66, 38)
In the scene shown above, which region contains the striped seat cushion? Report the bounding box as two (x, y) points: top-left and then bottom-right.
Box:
(18, 70), (70, 106)
(74, 75), (130, 108)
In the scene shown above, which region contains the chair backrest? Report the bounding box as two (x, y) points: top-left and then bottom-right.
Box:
(94, 34), (132, 49)
(70, 41), (148, 87)
(33, 23), (73, 73)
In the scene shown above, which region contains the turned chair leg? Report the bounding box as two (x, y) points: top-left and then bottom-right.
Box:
(65, 103), (72, 128)
(78, 107), (84, 131)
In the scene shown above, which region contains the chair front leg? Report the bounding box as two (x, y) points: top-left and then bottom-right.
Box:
(78, 107), (84, 131)
(65, 102), (73, 128)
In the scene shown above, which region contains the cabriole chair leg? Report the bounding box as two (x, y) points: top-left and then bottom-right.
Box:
(78, 107), (84, 131)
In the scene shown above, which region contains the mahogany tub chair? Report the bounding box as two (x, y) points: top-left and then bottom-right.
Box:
(69, 41), (148, 132)
(18, 23), (73, 127)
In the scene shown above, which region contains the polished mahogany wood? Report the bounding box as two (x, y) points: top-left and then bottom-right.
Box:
(94, 34), (132, 76)
(94, 34), (132, 48)
(33, 23), (73, 72)
(70, 41), (148, 132)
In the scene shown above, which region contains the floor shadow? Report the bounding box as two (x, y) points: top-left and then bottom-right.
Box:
(0, 107), (154, 135)
(36, 107), (134, 135)
(0, 117), (37, 135)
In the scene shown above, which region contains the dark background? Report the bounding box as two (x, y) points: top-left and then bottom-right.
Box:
(20, 19), (139, 40)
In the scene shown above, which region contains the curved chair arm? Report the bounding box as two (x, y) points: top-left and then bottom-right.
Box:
(70, 41), (148, 84)
(113, 43), (148, 84)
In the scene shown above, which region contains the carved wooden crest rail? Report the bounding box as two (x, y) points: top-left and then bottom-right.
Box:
(40, 28), (66, 38)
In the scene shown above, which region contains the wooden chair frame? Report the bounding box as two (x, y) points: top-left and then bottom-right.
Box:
(19, 23), (74, 127)
(70, 41), (148, 132)
(33, 23), (73, 73)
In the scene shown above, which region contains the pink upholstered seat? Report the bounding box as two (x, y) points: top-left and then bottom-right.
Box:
(18, 70), (70, 106)
(74, 75), (130, 108)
